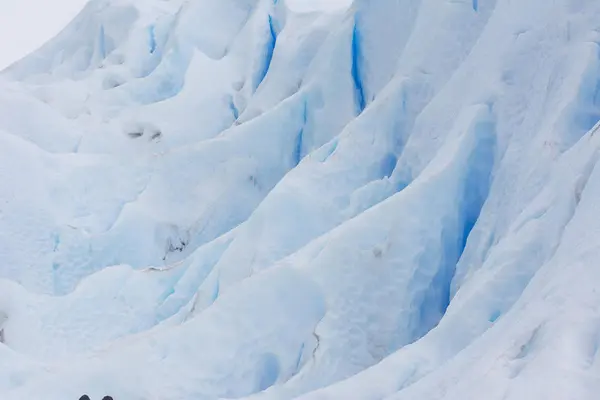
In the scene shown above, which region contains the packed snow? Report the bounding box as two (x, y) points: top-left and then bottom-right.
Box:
(0, 0), (600, 399)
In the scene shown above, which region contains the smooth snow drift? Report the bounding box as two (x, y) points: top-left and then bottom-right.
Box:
(0, 0), (599, 399)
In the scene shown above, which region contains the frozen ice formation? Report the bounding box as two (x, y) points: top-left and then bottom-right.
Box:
(0, 0), (599, 399)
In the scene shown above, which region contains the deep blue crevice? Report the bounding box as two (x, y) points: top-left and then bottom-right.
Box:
(229, 95), (240, 120)
(459, 118), (496, 253)
(257, 353), (280, 391)
(581, 80), (600, 132)
(351, 23), (366, 113)
(489, 309), (501, 323)
(292, 102), (308, 166)
(419, 227), (455, 335)
(413, 113), (497, 341)
(394, 179), (409, 194)
(293, 129), (304, 167)
(379, 153), (398, 179)
(211, 279), (220, 303)
(593, 79), (600, 106)
(472, 0), (478, 11)
(254, 15), (278, 92)
(443, 116), (496, 309)
(460, 219), (477, 252)
(148, 25), (157, 54)
(568, 43), (600, 148)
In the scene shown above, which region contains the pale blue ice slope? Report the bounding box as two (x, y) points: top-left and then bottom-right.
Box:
(0, 0), (600, 399)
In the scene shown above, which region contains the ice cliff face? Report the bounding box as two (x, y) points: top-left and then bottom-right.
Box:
(0, 0), (599, 399)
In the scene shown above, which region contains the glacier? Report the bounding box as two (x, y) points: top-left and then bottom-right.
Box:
(0, 0), (600, 399)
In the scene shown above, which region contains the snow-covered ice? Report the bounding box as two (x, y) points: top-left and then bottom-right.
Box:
(0, 0), (600, 399)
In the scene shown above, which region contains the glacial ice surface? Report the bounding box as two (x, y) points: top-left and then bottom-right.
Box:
(1, 0), (600, 399)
